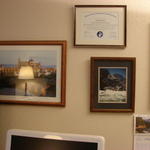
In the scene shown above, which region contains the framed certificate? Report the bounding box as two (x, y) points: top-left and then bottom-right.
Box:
(74, 5), (127, 48)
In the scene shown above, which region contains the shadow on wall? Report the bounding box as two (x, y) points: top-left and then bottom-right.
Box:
(127, 8), (150, 113)
(0, 0), (73, 40)
(148, 24), (150, 110)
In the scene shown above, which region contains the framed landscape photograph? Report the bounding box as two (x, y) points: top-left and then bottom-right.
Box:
(74, 5), (127, 47)
(0, 41), (67, 106)
(90, 57), (135, 112)
(134, 115), (150, 134)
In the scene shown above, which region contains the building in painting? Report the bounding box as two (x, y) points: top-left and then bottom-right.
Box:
(0, 58), (56, 77)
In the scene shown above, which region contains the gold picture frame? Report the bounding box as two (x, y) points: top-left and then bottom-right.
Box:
(0, 41), (67, 106)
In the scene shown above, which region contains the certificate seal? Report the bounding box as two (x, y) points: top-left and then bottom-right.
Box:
(97, 31), (103, 38)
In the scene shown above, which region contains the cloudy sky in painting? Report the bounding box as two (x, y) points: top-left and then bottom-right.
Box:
(0, 46), (59, 66)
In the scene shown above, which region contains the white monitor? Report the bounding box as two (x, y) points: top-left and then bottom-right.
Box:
(5, 129), (105, 150)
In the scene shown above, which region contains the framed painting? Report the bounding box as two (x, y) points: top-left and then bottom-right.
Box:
(0, 41), (67, 106)
(90, 57), (135, 112)
(74, 5), (127, 47)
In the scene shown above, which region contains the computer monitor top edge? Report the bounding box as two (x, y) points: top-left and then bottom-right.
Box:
(6, 129), (105, 150)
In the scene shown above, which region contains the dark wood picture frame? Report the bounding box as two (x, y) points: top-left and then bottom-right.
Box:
(74, 5), (127, 48)
(0, 41), (67, 106)
(90, 57), (135, 112)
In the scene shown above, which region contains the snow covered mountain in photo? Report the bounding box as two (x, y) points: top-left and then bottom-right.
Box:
(98, 68), (127, 103)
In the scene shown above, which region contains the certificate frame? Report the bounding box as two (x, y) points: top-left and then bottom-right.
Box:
(74, 5), (127, 48)
(0, 41), (67, 106)
(90, 57), (135, 112)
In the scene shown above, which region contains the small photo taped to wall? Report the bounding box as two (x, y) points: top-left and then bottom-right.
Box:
(134, 114), (150, 134)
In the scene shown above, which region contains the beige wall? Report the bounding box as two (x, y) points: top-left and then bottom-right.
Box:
(0, 0), (150, 150)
